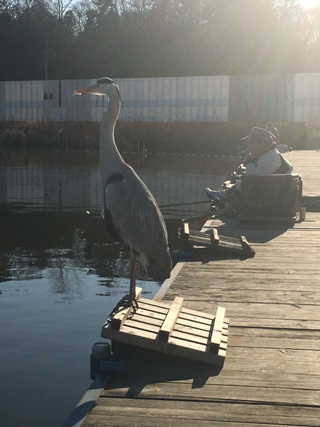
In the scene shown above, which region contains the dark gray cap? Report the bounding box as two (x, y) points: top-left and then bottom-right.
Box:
(241, 127), (273, 143)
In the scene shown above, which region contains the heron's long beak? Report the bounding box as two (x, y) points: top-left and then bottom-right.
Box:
(73, 86), (92, 96)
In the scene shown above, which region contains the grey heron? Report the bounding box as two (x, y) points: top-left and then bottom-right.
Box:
(74, 77), (172, 307)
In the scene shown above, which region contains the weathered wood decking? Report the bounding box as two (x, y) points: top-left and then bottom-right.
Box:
(79, 150), (320, 427)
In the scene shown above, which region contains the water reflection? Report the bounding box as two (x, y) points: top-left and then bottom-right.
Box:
(0, 207), (187, 301)
(0, 147), (236, 214)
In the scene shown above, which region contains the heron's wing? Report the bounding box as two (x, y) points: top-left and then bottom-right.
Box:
(103, 172), (124, 240)
(104, 167), (170, 273)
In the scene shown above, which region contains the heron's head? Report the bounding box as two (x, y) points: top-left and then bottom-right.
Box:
(73, 77), (120, 97)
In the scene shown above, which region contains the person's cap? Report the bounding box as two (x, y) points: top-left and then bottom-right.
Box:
(241, 127), (273, 143)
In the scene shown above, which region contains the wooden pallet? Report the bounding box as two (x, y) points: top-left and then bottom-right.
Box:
(101, 288), (229, 367)
(179, 222), (255, 257)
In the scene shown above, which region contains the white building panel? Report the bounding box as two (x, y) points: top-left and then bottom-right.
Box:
(29, 81), (43, 121)
(0, 82), (5, 120)
(5, 81), (44, 121)
(176, 76), (229, 122)
(293, 73), (320, 122)
(12, 81), (40, 121)
(115, 78), (153, 121)
(117, 76), (229, 122)
(5, 81), (19, 102)
(5, 81), (21, 120)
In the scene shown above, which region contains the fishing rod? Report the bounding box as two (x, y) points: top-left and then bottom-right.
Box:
(159, 200), (209, 208)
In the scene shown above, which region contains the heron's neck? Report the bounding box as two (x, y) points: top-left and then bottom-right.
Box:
(99, 89), (124, 185)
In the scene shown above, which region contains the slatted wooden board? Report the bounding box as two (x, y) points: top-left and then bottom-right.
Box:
(179, 221), (255, 257)
(101, 288), (229, 366)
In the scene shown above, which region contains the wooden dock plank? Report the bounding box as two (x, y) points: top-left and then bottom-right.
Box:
(99, 354), (320, 391)
(101, 378), (320, 406)
(83, 398), (320, 427)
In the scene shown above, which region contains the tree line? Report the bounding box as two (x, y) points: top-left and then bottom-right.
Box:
(1, 0), (320, 82)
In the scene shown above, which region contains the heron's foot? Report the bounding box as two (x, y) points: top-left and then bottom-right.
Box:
(121, 293), (139, 311)
(122, 294), (139, 312)
(130, 297), (139, 312)
(107, 294), (138, 322)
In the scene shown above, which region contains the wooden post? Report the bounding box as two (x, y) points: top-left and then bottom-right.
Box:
(210, 228), (220, 246)
(210, 306), (226, 353)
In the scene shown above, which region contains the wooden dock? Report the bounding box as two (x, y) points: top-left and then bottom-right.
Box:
(69, 150), (320, 427)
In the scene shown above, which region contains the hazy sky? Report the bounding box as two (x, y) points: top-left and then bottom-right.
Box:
(299, 0), (320, 8)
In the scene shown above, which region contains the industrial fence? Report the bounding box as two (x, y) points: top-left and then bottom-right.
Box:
(1, 73), (320, 124)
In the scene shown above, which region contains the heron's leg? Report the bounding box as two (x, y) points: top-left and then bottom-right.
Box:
(129, 251), (139, 310)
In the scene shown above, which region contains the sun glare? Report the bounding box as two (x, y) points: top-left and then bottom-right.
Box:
(299, 0), (320, 8)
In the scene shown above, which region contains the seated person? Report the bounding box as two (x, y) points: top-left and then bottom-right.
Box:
(205, 126), (293, 202)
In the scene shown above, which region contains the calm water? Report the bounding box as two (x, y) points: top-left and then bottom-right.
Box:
(0, 147), (237, 427)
